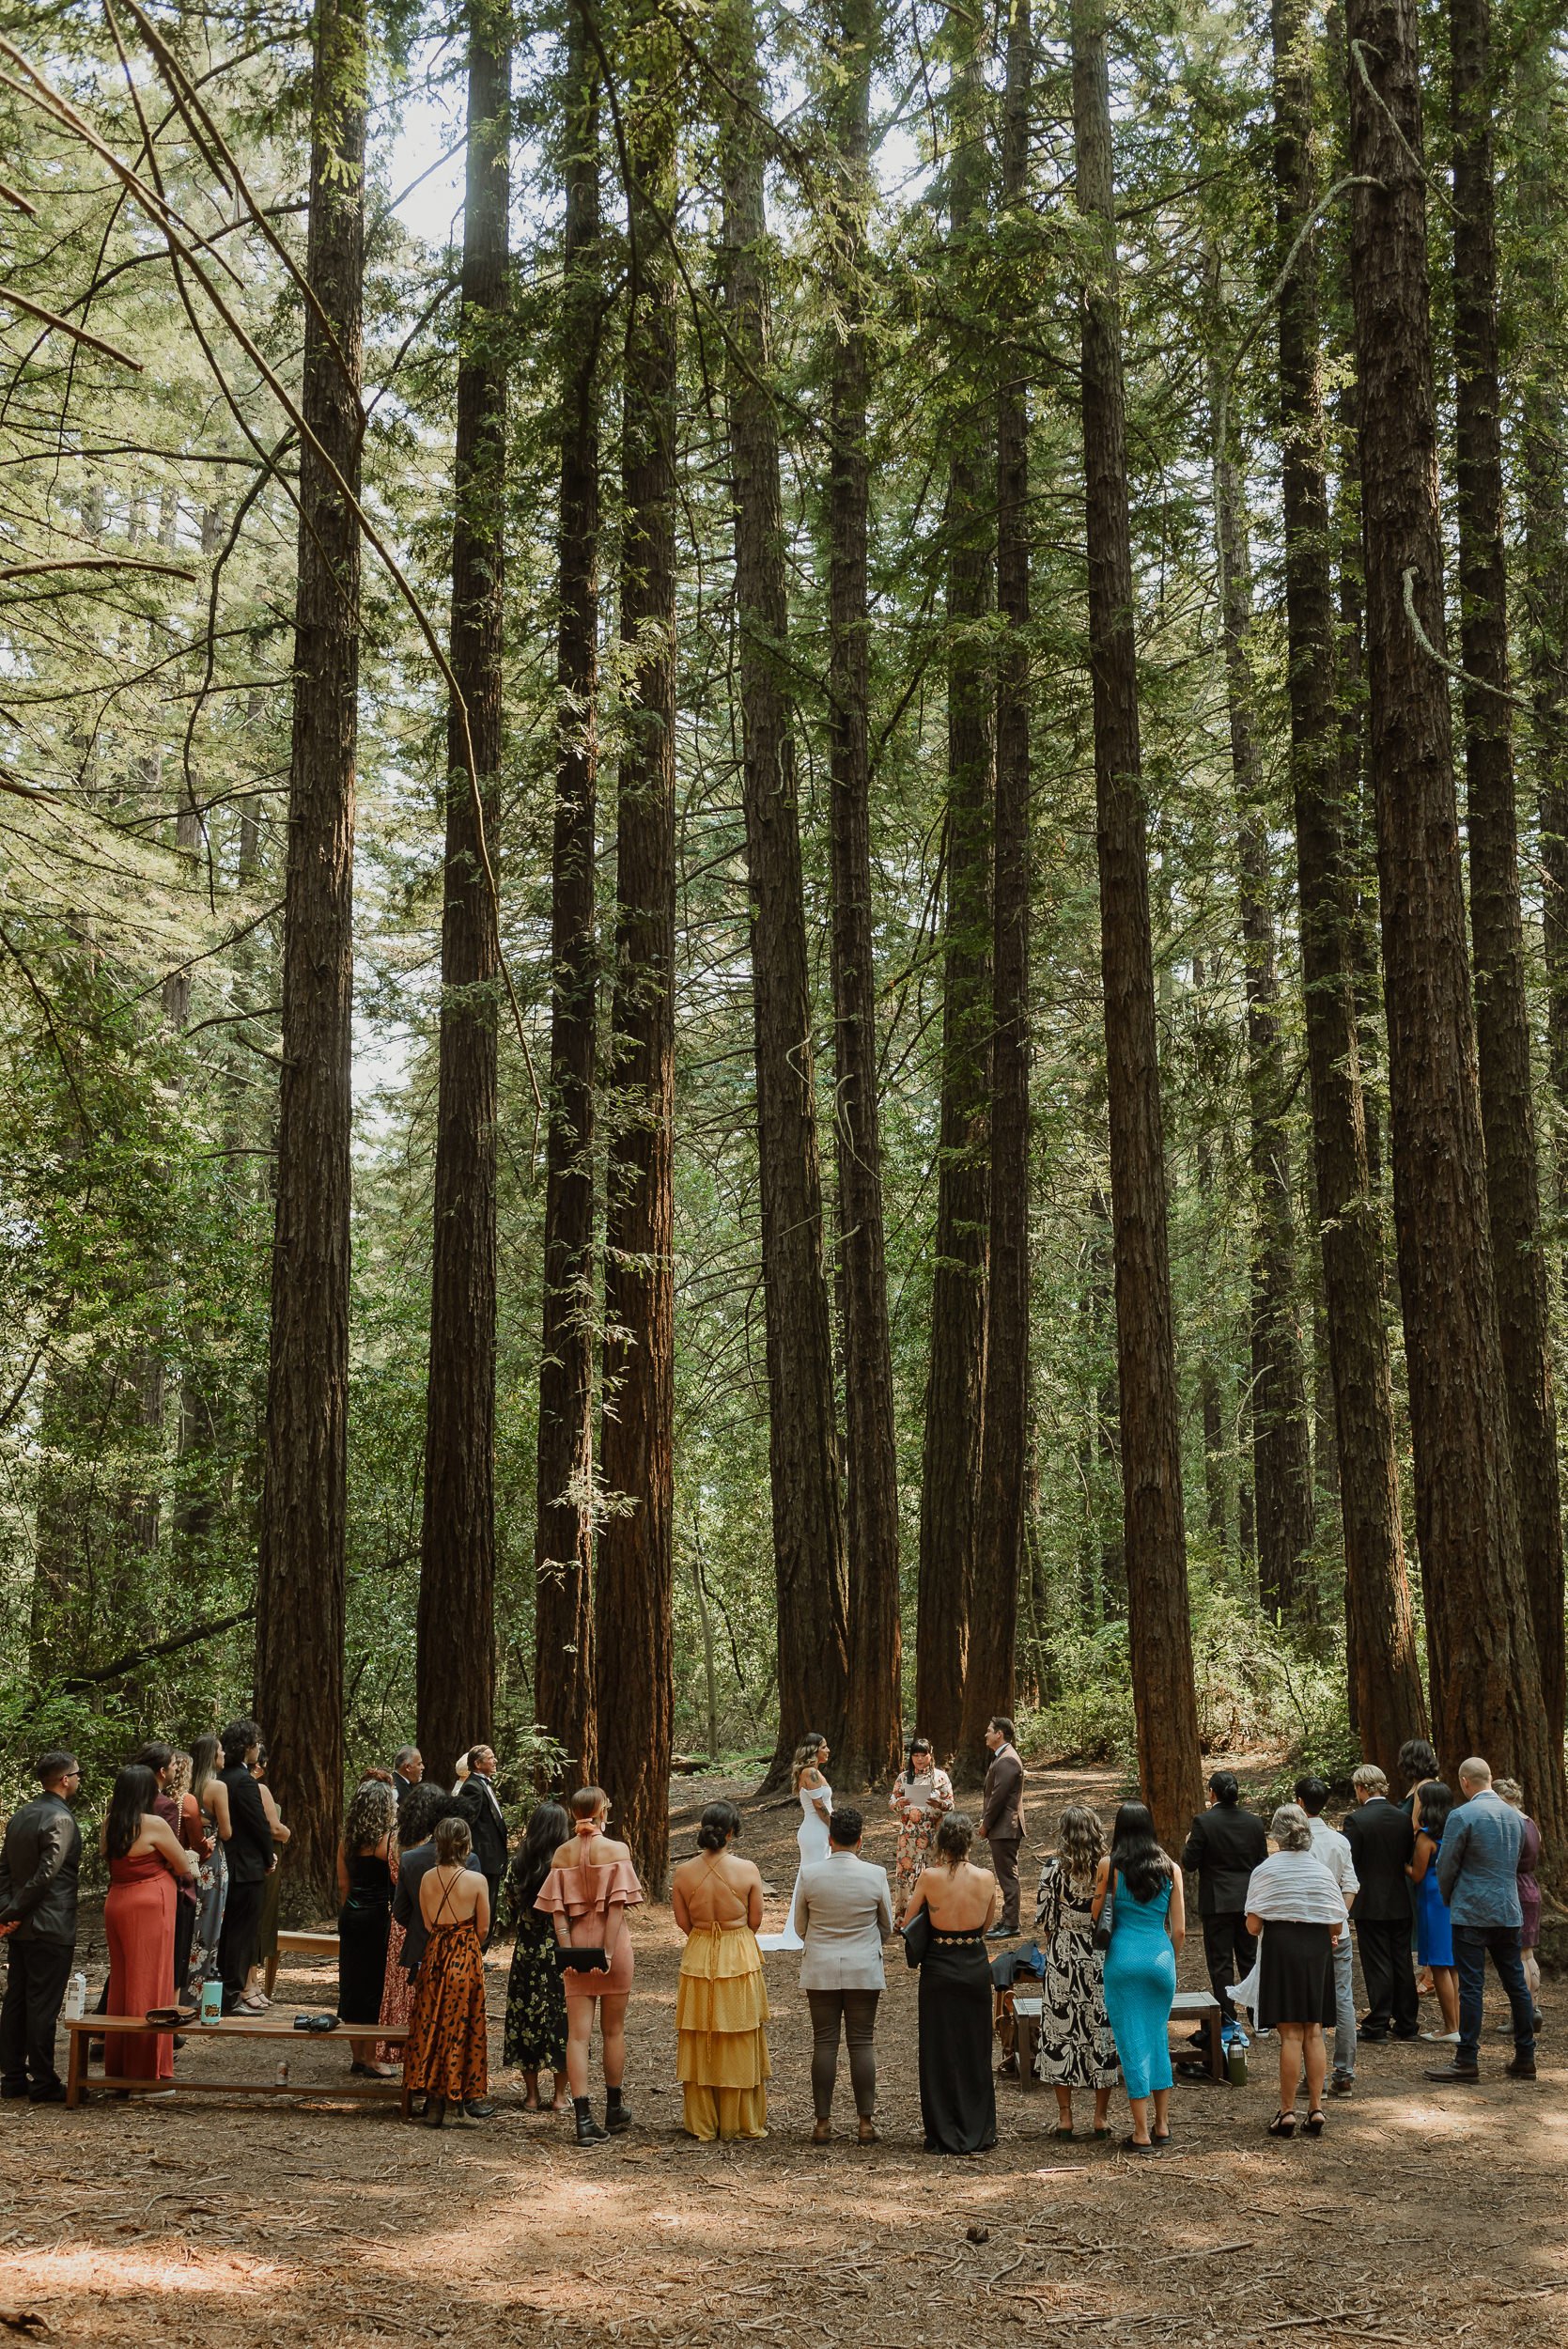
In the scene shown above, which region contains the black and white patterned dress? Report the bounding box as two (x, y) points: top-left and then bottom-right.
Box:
(1032, 1859), (1121, 2089)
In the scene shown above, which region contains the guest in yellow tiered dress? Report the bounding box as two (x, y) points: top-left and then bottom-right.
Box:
(670, 1802), (771, 2141)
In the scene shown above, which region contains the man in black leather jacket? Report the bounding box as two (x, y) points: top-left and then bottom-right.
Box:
(0, 1750), (83, 2103)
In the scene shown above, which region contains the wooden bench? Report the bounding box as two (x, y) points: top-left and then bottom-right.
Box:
(1171, 1989), (1225, 2082)
(65, 2015), (410, 2115)
(277, 1929), (340, 1961)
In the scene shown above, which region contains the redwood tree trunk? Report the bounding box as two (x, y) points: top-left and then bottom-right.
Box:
(255, 0), (365, 1909)
(917, 24), (992, 1766)
(1344, 0), (1562, 1834)
(1270, 0), (1422, 1774)
(1070, 0), (1202, 1850)
(535, 12), (600, 1792)
(417, 0), (510, 1788)
(828, 0), (903, 1792)
(1449, 0), (1566, 1765)
(596, 7), (678, 1889)
(961, 0), (1032, 1772)
(721, 0), (851, 1789)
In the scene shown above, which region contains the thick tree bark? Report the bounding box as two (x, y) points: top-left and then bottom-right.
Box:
(596, 4), (678, 1889)
(1449, 0), (1566, 1766)
(417, 0), (510, 1789)
(1344, 0), (1563, 1834)
(254, 0), (365, 1908)
(721, 0), (851, 1789)
(829, 0), (903, 1797)
(917, 25), (993, 1766)
(1070, 0), (1202, 1851)
(961, 0), (1032, 1772)
(1525, 400), (1568, 1303)
(535, 13), (601, 1792)
(1271, 0), (1422, 1773)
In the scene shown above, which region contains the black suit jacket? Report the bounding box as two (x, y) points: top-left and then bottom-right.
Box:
(0, 1792), (81, 1945)
(1180, 1803), (1268, 1914)
(457, 1775), (509, 1877)
(392, 1844), (482, 1974)
(222, 1766), (275, 1887)
(1343, 1797), (1415, 1921)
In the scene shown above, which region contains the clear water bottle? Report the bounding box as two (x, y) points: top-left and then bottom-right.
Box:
(275, 2059), (289, 2087)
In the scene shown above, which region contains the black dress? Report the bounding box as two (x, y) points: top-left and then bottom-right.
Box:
(919, 1930), (998, 2155)
(338, 1849), (394, 2025)
(1255, 1920), (1336, 2030)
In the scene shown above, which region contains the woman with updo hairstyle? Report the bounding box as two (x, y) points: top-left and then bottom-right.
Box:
(537, 1785), (645, 2144)
(404, 1813), (491, 2128)
(1241, 1801), (1348, 2139)
(901, 1810), (999, 2154)
(670, 1801), (770, 2140)
(759, 1735), (832, 1952)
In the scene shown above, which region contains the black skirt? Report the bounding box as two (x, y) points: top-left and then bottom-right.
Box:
(918, 1933), (998, 2155)
(337, 1895), (393, 2024)
(1256, 1920), (1335, 2030)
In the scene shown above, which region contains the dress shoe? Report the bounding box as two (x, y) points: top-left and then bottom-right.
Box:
(857, 2118), (879, 2145)
(28, 2081), (66, 2105)
(1, 2080), (29, 2100)
(812, 2117), (832, 2143)
(1423, 2061), (1480, 2082)
(1505, 2056), (1537, 2080)
(1328, 2073), (1354, 2097)
(1356, 2027), (1388, 2044)
(462, 2099), (495, 2119)
(985, 1924), (1013, 1941)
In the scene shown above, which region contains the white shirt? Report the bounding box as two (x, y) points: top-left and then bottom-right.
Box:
(1306, 1814), (1359, 1906)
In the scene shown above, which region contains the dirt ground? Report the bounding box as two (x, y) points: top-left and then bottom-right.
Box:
(1, 1761), (1562, 2349)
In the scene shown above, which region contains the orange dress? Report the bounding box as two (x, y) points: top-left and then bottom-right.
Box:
(104, 1853), (177, 2082)
(536, 1850), (644, 1999)
(404, 1873), (489, 2104)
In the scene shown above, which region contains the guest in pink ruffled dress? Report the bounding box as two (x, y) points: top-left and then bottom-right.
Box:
(536, 1786), (644, 2147)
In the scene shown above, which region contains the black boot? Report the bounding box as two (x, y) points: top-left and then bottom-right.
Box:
(605, 2086), (630, 2135)
(574, 2095), (608, 2145)
(424, 2095), (447, 2129)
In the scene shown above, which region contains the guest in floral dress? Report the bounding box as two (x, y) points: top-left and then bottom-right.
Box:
(1033, 1805), (1120, 2138)
(504, 1803), (569, 2109)
(890, 1739), (954, 1926)
(405, 1815), (491, 2128)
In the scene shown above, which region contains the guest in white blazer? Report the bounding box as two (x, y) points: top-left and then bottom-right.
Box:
(796, 1807), (893, 2144)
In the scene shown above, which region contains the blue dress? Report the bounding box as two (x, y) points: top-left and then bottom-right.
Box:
(1412, 1843), (1453, 1968)
(1101, 1870), (1176, 2099)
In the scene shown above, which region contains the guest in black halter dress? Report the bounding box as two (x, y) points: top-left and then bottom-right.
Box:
(902, 1812), (1000, 2155)
(337, 1778), (396, 2076)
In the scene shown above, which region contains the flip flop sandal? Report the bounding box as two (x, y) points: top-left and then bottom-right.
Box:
(1048, 2124), (1076, 2139)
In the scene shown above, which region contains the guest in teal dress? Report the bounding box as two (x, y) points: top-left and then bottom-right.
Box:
(1408, 1782), (1459, 2042)
(1092, 1803), (1185, 2154)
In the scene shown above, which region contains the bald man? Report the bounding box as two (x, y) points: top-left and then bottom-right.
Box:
(1425, 1758), (1534, 2084)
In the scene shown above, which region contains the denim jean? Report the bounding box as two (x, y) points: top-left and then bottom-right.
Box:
(1452, 1923), (1534, 2065)
(1330, 1933), (1356, 2078)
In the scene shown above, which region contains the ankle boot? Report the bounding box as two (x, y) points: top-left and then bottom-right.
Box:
(574, 2095), (608, 2145)
(424, 2095), (446, 2130)
(605, 2087), (630, 2134)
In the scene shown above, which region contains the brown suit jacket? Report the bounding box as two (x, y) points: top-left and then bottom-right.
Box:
(982, 1745), (1027, 1842)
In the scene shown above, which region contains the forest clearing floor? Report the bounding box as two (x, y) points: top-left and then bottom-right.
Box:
(1, 1760), (1563, 2349)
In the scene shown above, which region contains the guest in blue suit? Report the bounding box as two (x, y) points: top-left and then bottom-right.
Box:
(1424, 1757), (1535, 2084)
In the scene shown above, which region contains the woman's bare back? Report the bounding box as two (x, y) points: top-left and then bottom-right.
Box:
(919, 1859), (998, 1932)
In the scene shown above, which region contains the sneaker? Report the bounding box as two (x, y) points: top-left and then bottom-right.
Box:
(1421, 2030), (1461, 2043)
(1328, 2073), (1354, 2097)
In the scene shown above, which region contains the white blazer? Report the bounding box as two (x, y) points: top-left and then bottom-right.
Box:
(796, 1852), (893, 1990)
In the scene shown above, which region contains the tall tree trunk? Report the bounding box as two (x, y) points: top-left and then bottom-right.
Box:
(535, 11), (601, 1792)
(1207, 333), (1314, 1617)
(1525, 395), (1568, 1305)
(254, 0), (365, 1907)
(1344, 0), (1563, 1834)
(417, 0), (510, 1788)
(1271, 0), (1422, 1772)
(1070, 0), (1202, 1850)
(596, 3), (678, 1889)
(1449, 0), (1566, 1765)
(917, 23), (993, 1766)
(830, 0), (903, 1796)
(721, 0), (851, 1787)
(961, 0), (1032, 1771)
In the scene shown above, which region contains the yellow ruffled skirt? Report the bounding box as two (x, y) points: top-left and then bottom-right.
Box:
(676, 1921), (771, 2140)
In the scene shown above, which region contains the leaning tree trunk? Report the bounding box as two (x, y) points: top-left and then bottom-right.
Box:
(827, 0), (903, 1791)
(721, 0), (851, 1788)
(1070, 0), (1202, 1849)
(417, 0), (510, 1788)
(1449, 0), (1567, 1766)
(1344, 0), (1563, 1837)
(535, 11), (600, 1792)
(1270, 0), (1423, 1773)
(254, 0), (365, 1908)
(596, 1), (679, 1889)
(917, 23), (993, 1767)
(960, 0), (1032, 1773)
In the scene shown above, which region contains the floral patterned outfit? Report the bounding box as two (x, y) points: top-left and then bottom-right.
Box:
(890, 1766), (955, 1925)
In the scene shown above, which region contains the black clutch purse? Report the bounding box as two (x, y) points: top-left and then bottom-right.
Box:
(554, 1944), (610, 1973)
(901, 1908), (932, 1968)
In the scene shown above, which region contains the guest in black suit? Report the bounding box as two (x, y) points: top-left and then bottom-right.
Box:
(392, 1748), (424, 1808)
(1180, 1771), (1268, 2030)
(0, 1750), (83, 2104)
(456, 1747), (508, 1946)
(1343, 1762), (1419, 2041)
(216, 1720), (274, 2014)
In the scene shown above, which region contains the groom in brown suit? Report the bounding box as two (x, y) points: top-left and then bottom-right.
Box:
(981, 1718), (1027, 1937)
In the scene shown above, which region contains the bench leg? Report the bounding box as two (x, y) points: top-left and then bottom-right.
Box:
(66, 2030), (83, 2108)
(1210, 2009), (1224, 2083)
(1017, 2016), (1039, 2092)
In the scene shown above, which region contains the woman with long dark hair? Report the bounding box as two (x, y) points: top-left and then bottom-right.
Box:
(101, 1764), (197, 2092)
(378, 1781), (444, 2070)
(504, 1800), (570, 2109)
(336, 1777), (396, 2076)
(1092, 1802), (1185, 2153)
(889, 1737), (954, 1926)
(1408, 1782), (1458, 2043)
(671, 1801), (770, 2140)
(1033, 1805), (1119, 2136)
(903, 1811), (999, 2155)
(185, 1733), (230, 2000)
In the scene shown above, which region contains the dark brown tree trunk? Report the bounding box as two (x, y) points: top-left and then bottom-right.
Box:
(1449, 0), (1566, 1766)
(961, 0), (1032, 1772)
(1070, 0), (1202, 1851)
(1191, 957), (1229, 1553)
(535, 11), (601, 1792)
(721, 0), (851, 1789)
(828, 0), (903, 1793)
(596, 5), (678, 1889)
(917, 24), (993, 1766)
(254, 0), (365, 1908)
(417, 0), (510, 1789)
(1344, 0), (1563, 1834)
(1271, 0), (1422, 1773)
(1525, 396), (1568, 1306)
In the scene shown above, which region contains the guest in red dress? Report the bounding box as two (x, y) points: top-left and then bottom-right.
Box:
(101, 1765), (197, 2089)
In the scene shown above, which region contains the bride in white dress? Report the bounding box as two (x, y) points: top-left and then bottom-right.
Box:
(758, 1736), (832, 1952)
